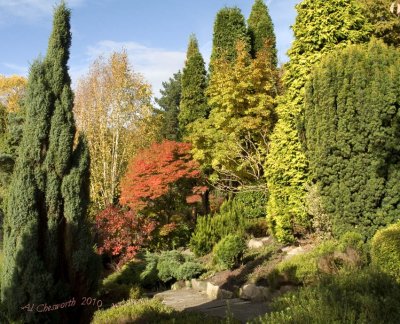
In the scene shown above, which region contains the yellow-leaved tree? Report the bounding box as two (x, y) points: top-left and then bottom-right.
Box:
(0, 75), (27, 112)
(74, 51), (159, 213)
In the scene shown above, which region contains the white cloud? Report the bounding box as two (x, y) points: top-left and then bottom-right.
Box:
(84, 40), (186, 97)
(0, 0), (85, 21)
(2, 62), (28, 76)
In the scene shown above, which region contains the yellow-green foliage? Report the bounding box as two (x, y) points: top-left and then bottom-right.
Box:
(91, 298), (226, 324)
(254, 268), (400, 324)
(371, 222), (400, 283)
(273, 233), (366, 285)
(265, 0), (371, 243)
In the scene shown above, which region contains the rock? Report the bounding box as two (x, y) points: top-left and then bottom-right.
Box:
(171, 280), (186, 290)
(247, 236), (272, 249)
(239, 284), (270, 301)
(191, 279), (207, 292)
(287, 246), (305, 256)
(206, 282), (233, 300)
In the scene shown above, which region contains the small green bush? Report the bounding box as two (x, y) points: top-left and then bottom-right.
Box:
(190, 201), (246, 256)
(213, 234), (246, 270)
(141, 250), (203, 284)
(176, 262), (203, 280)
(253, 268), (400, 324)
(91, 298), (227, 324)
(232, 191), (267, 219)
(371, 222), (400, 283)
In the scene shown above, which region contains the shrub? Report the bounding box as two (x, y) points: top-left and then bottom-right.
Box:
(253, 269), (400, 324)
(95, 206), (157, 267)
(371, 222), (400, 283)
(213, 234), (246, 270)
(273, 234), (367, 286)
(232, 191), (267, 219)
(190, 201), (246, 255)
(176, 262), (203, 280)
(91, 298), (226, 324)
(141, 250), (203, 284)
(99, 260), (146, 305)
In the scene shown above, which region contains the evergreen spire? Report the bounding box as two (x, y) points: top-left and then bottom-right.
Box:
(209, 7), (250, 71)
(179, 34), (208, 134)
(1, 4), (99, 323)
(248, 0), (277, 65)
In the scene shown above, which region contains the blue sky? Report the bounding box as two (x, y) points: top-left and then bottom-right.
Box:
(0, 0), (300, 96)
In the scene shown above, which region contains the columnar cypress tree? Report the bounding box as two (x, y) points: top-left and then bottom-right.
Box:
(155, 71), (182, 141)
(305, 40), (400, 239)
(248, 0), (277, 65)
(265, 0), (371, 242)
(1, 3), (99, 323)
(179, 35), (208, 134)
(209, 7), (250, 71)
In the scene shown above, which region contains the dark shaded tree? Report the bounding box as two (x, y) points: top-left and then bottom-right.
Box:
(179, 35), (208, 134)
(248, 0), (277, 65)
(305, 40), (400, 239)
(1, 4), (100, 323)
(155, 71), (182, 141)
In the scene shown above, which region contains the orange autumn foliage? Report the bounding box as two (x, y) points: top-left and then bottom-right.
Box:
(120, 140), (201, 211)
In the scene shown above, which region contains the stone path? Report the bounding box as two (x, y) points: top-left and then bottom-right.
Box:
(154, 288), (269, 323)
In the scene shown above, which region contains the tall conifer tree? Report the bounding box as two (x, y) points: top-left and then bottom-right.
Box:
(179, 35), (208, 134)
(209, 7), (249, 71)
(155, 71), (182, 141)
(265, 0), (371, 242)
(248, 0), (277, 65)
(1, 4), (99, 323)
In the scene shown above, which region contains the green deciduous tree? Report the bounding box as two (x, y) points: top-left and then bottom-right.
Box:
(305, 40), (400, 239)
(248, 0), (277, 65)
(1, 4), (99, 323)
(155, 71), (182, 141)
(179, 35), (208, 134)
(189, 40), (279, 191)
(209, 7), (250, 72)
(265, 0), (371, 243)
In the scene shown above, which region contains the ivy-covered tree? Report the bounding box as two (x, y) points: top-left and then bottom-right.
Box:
(1, 4), (99, 323)
(155, 71), (182, 141)
(248, 0), (277, 65)
(179, 35), (208, 134)
(305, 40), (400, 239)
(209, 6), (250, 71)
(265, 0), (371, 243)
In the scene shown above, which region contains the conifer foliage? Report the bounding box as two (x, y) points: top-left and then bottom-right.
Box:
(305, 40), (400, 239)
(1, 4), (99, 323)
(265, 0), (371, 243)
(209, 7), (250, 71)
(248, 0), (277, 65)
(179, 35), (208, 134)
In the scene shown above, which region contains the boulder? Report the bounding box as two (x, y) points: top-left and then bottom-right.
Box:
(206, 282), (233, 300)
(239, 284), (270, 301)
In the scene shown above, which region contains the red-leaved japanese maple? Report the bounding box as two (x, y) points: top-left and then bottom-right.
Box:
(120, 140), (201, 211)
(95, 205), (157, 267)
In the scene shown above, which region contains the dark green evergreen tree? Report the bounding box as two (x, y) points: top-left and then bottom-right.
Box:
(155, 71), (182, 141)
(248, 0), (277, 65)
(179, 35), (208, 134)
(1, 3), (99, 323)
(209, 7), (250, 71)
(305, 40), (400, 239)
